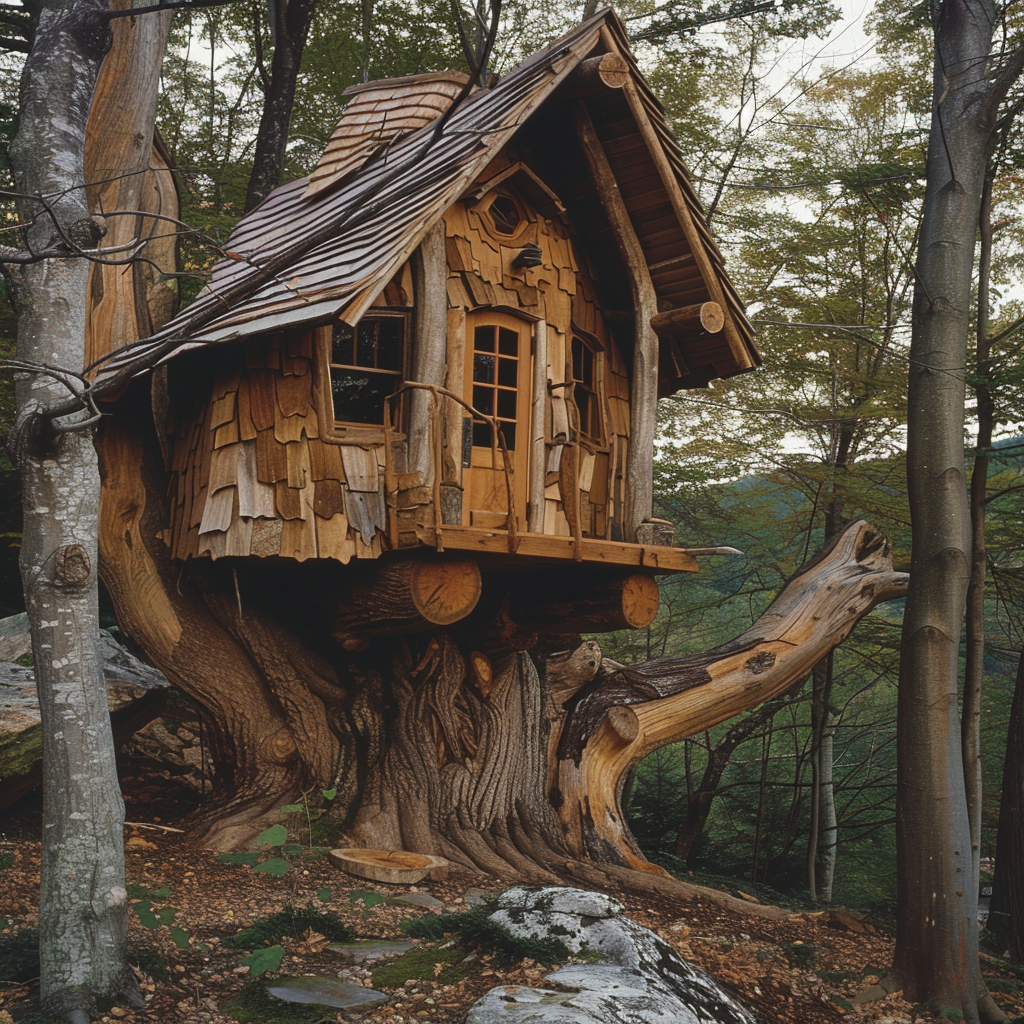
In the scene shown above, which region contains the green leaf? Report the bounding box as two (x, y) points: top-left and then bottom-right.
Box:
(157, 907), (177, 925)
(321, 788), (337, 801)
(242, 945), (284, 977)
(316, 887), (332, 903)
(133, 905), (158, 930)
(282, 844), (302, 857)
(252, 857), (291, 876)
(279, 804), (304, 814)
(169, 926), (192, 949)
(255, 824), (288, 848)
(216, 852), (260, 865)
(348, 890), (386, 909)
(126, 884), (150, 899)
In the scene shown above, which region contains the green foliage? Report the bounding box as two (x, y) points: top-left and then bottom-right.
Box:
(0, 927), (39, 982)
(369, 943), (475, 989)
(240, 945), (285, 978)
(398, 908), (570, 967)
(221, 905), (354, 950)
(0, 852), (13, 870)
(127, 884), (194, 950)
(225, 977), (336, 1023)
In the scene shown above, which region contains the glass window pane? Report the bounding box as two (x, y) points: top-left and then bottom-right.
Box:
(473, 353), (496, 384)
(473, 385), (493, 415)
(576, 391), (591, 433)
(582, 347), (593, 383)
(472, 422), (492, 448)
(498, 328), (518, 356)
(356, 321), (377, 367)
(572, 336), (583, 379)
(502, 422), (516, 450)
(497, 389), (516, 420)
(376, 318), (403, 371)
(331, 369), (390, 424)
(332, 323), (355, 365)
(474, 326), (496, 353)
(498, 357), (517, 388)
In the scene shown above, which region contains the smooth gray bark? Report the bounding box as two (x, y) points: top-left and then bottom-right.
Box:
(894, 2), (1006, 1019)
(8, 1), (158, 1016)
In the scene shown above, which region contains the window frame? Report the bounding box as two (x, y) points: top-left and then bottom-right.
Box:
(315, 309), (410, 442)
(569, 327), (605, 448)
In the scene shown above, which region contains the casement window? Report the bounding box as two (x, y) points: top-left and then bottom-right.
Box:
(326, 313), (407, 427)
(570, 333), (602, 445)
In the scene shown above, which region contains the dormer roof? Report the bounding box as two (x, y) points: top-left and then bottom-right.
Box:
(95, 9), (758, 394)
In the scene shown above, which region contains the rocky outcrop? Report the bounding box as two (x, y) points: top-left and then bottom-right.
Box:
(0, 624), (169, 808)
(467, 887), (755, 1024)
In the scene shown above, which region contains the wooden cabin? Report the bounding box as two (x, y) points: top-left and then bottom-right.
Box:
(98, 10), (759, 641)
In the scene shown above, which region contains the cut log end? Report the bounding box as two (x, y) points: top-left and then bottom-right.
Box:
(328, 848), (450, 884)
(410, 560), (482, 625)
(651, 301), (725, 338)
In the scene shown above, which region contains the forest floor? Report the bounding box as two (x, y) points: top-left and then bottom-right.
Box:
(1, 763), (1023, 1024)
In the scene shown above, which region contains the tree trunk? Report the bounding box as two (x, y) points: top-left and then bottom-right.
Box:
(988, 650), (1024, 962)
(673, 687), (801, 863)
(9, 2), (139, 1017)
(963, 170), (993, 888)
(895, 3), (1005, 1019)
(244, 0), (320, 213)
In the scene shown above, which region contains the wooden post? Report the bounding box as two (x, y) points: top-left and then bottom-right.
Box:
(528, 318), (548, 533)
(408, 222), (448, 488)
(576, 104), (658, 541)
(442, 306), (466, 524)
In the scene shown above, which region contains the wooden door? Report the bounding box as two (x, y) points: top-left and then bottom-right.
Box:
(462, 311), (532, 529)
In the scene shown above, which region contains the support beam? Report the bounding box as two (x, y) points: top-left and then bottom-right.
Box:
(575, 103), (658, 541)
(528, 318), (548, 533)
(408, 222), (448, 488)
(651, 301), (723, 338)
(508, 572), (659, 634)
(331, 558), (482, 648)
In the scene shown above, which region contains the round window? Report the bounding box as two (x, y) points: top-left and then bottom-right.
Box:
(487, 194), (524, 236)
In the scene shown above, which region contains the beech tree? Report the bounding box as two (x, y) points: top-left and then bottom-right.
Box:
(4, 0), (169, 1016)
(895, 0), (1024, 1019)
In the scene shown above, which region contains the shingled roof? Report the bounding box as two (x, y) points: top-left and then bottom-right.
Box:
(94, 9), (757, 394)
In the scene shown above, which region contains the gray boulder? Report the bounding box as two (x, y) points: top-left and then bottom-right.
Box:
(467, 886), (755, 1024)
(0, 622), (168, 808)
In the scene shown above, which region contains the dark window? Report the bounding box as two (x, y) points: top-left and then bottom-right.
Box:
(571, 335), (602, 443)
(487, 194), (524, 236)
(329, 315), (405, 425)
(471, 324), (519, 449)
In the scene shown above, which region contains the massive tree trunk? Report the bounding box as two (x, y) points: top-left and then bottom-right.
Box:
(8, 2), (138, 1017)
(99, 407), (907, 876)
(895, 2), (1007, 1020)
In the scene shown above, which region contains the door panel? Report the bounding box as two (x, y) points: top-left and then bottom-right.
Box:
(462, 312), (532, 528)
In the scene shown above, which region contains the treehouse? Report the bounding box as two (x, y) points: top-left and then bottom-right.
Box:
(97, 10), (759, 647)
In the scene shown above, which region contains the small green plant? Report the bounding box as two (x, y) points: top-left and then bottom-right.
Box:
(348, 890), (388, 918)
(225, 978), (336, 1023)
(0, 852), (14, 870)
(127, 884), (193, 949)
(400, 907), (571, 966)
(240, 945), (285, 978)
(216, 789), (338, 879)
(221, 905), (354, 951)
(0, 926), (40, 982)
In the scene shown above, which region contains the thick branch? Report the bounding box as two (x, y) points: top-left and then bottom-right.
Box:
(552, 520), (907, 870)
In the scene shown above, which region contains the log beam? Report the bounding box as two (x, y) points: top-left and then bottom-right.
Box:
(651, 301), (724, 339)
(331, 558), (482, 647)
(508, 572), (659, 634)
(551, 520), (909, 871)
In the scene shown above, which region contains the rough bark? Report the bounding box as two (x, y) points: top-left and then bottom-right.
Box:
(988, 650), (1024, 962)
(895, 3), (1006, 1019)
(244, 0), (320, 213)
(9, 2), (138, 1016)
